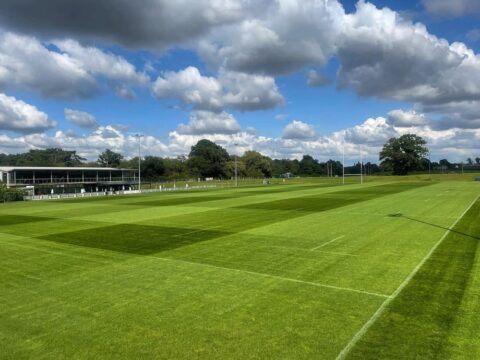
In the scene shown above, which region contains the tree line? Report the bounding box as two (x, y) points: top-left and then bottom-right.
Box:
(1, 136), (479, 179)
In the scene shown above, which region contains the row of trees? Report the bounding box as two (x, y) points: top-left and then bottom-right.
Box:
(1, 135), (478, 179)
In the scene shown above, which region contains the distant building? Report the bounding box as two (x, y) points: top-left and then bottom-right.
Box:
(0, 166), (137, 195)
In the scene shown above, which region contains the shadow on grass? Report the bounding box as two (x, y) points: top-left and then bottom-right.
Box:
(388, 213), (480, 240)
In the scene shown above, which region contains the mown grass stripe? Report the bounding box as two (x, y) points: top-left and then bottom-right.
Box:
(335, 194), (480, 360)
(144, 254), (391, 299)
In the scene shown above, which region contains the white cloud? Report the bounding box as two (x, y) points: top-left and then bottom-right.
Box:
(53, 39), (149, 98)
(337, 2), (480, 106)
(198, 0), (345, 75)
(387, 109), (429, 127)
(1, 110), (479, 163)
(422, 0), (480, 18)
(176, 110), (241, 135)
(0, 32), (97, 99)
(152, 66), (284, 111)
(152, 67), (224, 111)
(0, 31), (148, 100)
(220, 70), (284, 110)
(282, 120), (316, 140)
(0, 93), (56, 134)
(64, 108), (98, 128)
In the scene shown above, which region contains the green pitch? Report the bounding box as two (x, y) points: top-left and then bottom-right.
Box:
(1, 176), (479, 359)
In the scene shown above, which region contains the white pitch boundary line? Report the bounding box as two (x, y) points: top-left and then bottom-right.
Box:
(335, 194), (480, 360)
(147, 254), (390, 299)
(310, 235), (345, 251)
(268, 244), (356, 257)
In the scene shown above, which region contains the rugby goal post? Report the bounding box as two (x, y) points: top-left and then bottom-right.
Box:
(342, 133), (364, 185)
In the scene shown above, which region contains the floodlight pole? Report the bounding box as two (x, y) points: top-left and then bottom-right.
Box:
(234, 143), (239, 187)
(342, 132), (345, 185)
(134, 134), (144, 192)
(428, 151), (431, 177)
(360, 145), (363, 185)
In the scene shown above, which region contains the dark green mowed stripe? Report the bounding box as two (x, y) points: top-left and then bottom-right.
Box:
(346, 198), (480, 359)
(0, 214), (52, 226)
(39, 224), (229, 255)
(239, 182), (431, 212)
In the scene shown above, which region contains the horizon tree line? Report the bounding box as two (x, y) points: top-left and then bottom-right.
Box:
(1, 135), (479, 180)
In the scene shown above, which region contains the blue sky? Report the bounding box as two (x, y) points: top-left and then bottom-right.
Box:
(0, 0), (479, 163)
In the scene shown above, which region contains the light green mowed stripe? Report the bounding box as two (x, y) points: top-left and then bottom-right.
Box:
(0, 178), (478, 359)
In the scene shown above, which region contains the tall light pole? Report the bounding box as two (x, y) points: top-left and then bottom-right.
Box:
(428, 150), (431, 177)
(234, 143), (239, 187)
(342, 131), (345, 185)
(360, 145), (363, 185)
(134, 134), (144, 192)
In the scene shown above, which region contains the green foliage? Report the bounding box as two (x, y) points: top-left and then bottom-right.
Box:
(380, 134), (429, 175)
(97, 149), (124, 167)
(188, 139), (230, 178)
(141, 156), (165, 180)
(0, 183), (25, 202)
(242, 151), (273, 178)
(0, 148), (85, 167)
(299, 155), (321, 175)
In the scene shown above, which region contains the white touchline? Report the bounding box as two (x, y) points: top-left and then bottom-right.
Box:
(334, 194), (480, 360)
(145, 253), (390, 298)
(311, 235), (345, 251)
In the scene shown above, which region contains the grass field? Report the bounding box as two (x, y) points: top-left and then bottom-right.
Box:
(1, 175), (479, 359)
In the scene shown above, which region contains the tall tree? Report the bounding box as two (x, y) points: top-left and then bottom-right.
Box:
(97, 149), (124, 167)
(299, 155), (321, 175)
(141, 156), (165, 180)
(242, 151), (273, 178)
(476, 157), (480, 165)
(188, 139), (230, 178)
(379, 134), (428, 175)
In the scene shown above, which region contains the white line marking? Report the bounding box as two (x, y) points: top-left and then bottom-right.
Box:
(147, 255), (389, 299)
(268, 244), (356, 257)
(311, 235), (345, 251)
(335, 194), (480, 360)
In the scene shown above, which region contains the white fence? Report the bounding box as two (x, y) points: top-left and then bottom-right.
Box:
(24, 184), (217, 201)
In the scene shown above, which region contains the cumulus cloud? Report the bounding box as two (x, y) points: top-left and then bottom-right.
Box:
(0, 32), (97, 99)
(282, 120), (316, 140)
(0, 0), (247, 51)
(1, 109), (479, 163)
(0, 31), (148, 99)
(337, 1), (480, 107)
(422, 0), (480, 18)
(198, 0), (344, 75)
(0, 126), (170, 160)
(64, 108), (98, 128)
(344, 117), (397, 146)
(220, 70), (285, 110)
(53, 39), (149, 98)
(387, 109), (429, 127)
(176, 110), (241, 135)
(0, 93), (56, 134)
(152, 66), (284, 111)
(152, 67), (223, 111)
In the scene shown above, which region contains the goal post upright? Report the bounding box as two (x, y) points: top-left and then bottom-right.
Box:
(360, 144), (363, 185)
(342, 131), (345, 185)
